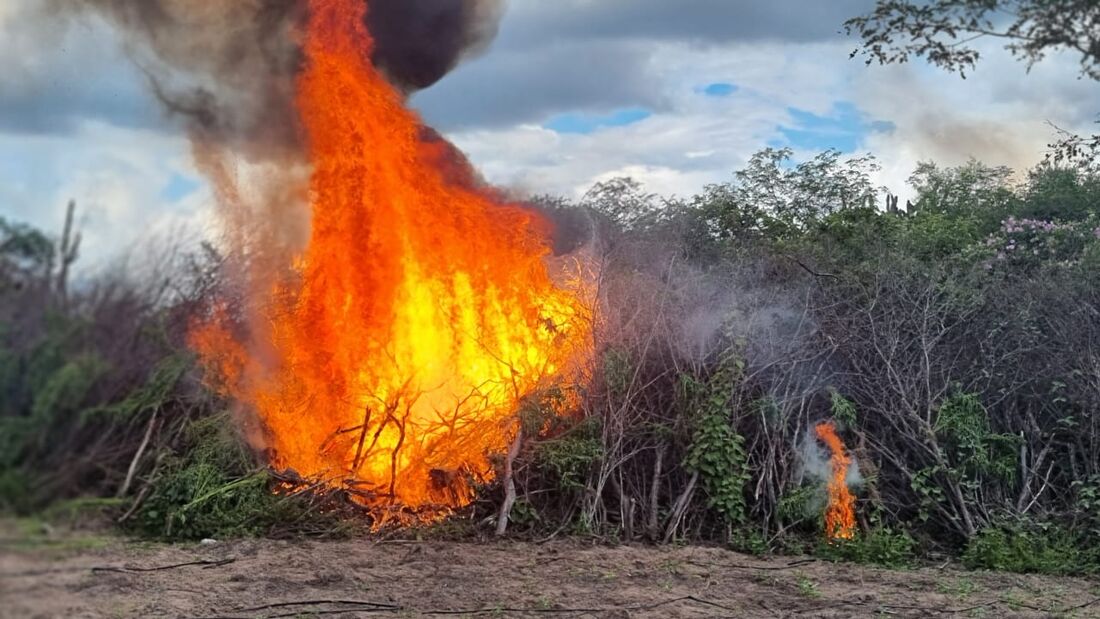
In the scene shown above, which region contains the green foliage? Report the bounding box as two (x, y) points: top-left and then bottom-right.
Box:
(728, 527), (770, 555)
(582, 177), (662, 231)
(983, 216), (1100, 271)
(907, 160), (1016, 228)
(846, 1), (1100, 82)
(911, 466), (947, 524)
(901, 211), (982, 261)
(934, 392), (1017, 482)
(963, 522), (1097, 575)
(535, 417), (603, 492)
(828, 389), (857, 428)
(683, 355), (749, 525)
(816, 527), (917, 568)
(132, 414), (289, 540)
(0, 469), (33, 513)
(601, 348), (633, 398)
(1021, 166), (1100, 222)
(1071, 474), (1100, 532)
(687, 148), (881, 254)
(783, 488), (823, 533)
(798, 206), (903, 272)
(0, 215), (53, 283)
(30, 353), (109, 422)
(82, 355), (188, 424)
(0, 349), (108, 478)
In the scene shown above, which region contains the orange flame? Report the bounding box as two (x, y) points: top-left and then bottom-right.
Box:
(814, 421), (856, 540)
(191, 0), (593, 520)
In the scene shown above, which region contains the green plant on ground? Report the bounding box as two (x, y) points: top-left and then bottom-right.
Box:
(130, 413), (297, 540)
(816, 527), (916, 568)
(962, 521), (1098, 575)
(937, 576), (978, 599)
(796, 573), (821, 598)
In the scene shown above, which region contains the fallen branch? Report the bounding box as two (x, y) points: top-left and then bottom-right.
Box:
(91, 557), (235, 573)
(686, 558), (818, 571)
(236, 600), (400, 613)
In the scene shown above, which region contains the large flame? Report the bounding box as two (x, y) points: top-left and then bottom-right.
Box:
(814, 421), (856, 541)
(191, 0), (593, 519)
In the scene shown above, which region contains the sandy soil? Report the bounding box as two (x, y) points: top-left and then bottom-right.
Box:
(3, 521), (1099, 618)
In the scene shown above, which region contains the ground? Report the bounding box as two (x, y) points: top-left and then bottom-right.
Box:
(3, 520), (1099, 618)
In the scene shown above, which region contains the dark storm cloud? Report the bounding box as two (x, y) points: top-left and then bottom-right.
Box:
(412, 40), (668, 130)
(413, 0), (876, 131)
(493, 0), (874, 49)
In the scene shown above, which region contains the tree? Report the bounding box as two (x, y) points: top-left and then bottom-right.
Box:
(580, 177), (662, 232)
(697, 148), (880, 242)
(845, 0), (1100, 165)
(907, 159), (1016, 226)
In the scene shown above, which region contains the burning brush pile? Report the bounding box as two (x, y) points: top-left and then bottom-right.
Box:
(68, 0), (596, 526)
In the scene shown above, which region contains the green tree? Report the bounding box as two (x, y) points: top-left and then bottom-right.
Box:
(695, 148), (880, 244)
(1019, 165), (1100, 222)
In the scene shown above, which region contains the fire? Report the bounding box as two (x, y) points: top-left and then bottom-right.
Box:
(191, 0), (593, 519)
(814, 421), (856, 540)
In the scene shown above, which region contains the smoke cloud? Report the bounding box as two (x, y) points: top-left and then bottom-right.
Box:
(370, 0), (503, 92)
(51, 0), (505, 155)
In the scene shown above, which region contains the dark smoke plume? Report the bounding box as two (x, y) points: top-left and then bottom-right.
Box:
(53, 0), (504, 154)
(370, 0), (503, 92)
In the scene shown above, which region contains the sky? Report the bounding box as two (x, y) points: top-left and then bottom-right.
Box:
(1, 0), (1097, 267)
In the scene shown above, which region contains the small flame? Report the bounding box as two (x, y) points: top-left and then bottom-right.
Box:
(814, 421), (856, 541)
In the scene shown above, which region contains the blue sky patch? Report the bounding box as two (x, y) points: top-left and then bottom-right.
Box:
(543, 107), (652, 135)
(160, 172), (201, 202)
(701, 82), (738, 97)
(777, 101), (895, 153)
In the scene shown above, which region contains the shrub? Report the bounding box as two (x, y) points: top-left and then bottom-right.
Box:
(535, 418), (603, 492)
(962, 522), (1097, 575)
(816, 527), (917, 568)
(131, 414), (290, 540)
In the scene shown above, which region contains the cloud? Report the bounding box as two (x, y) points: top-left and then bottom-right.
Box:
(493, 0), (873, 49)
(413, 0), (874, 131)
(442, 40), (864, 198)
(0, 120), (212, 272)
(411, 38), (668, 130)
(0, 4), (165, 136)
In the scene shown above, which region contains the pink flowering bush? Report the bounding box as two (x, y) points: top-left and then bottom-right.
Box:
(983, 216), (1100, 270)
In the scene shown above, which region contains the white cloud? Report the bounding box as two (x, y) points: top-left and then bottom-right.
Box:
(0, 120), (214, 274)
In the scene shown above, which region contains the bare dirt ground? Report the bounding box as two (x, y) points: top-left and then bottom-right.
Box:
(3, 520), (1100, 618)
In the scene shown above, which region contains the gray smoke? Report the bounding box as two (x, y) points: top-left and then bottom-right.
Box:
(50, 0), (505, 156)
